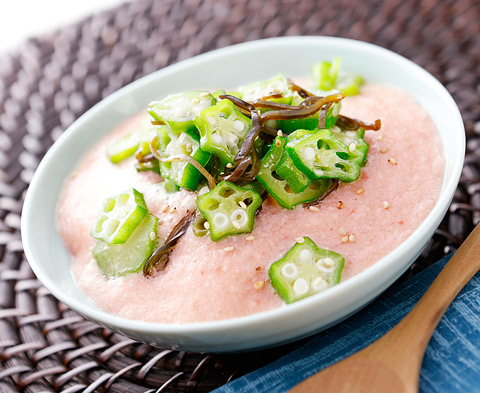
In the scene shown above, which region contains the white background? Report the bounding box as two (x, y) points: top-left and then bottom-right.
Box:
(0, 0), (129, 54)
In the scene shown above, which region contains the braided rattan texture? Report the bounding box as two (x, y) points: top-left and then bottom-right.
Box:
(0, 0), (479, 391)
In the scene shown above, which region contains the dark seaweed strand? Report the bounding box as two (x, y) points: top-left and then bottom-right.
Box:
(337, 115), (382, 131)
(234, 109), (262, 164)
(218, 156), (252, 182)
(219, 94), (255, 117)
(318, 102), (333, 129)
(143, 212), (195, 276)
(287, 78), (314, 98)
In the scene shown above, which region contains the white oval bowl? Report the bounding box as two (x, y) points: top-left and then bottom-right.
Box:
(21, 36), (465, 353)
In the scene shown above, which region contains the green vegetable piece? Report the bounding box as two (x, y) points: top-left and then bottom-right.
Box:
(240, 180), (265, 196)
(241, 73), (294, 105)
(91, 188), (148, 244)
(138, 115), (158, 155)
(192, 210), (208, 237)
(197, 181), (262, 241)
(194, 99), (252, 165)
(269, 236), (344, 303)
(276, 150), (311, 193)
(256, 137), (334, 209)
(331, 126), (369, 164)
(212, 89), (241, 101)
(337, 74), (365, 96)
(148, 91), (216, 135)
(93, 214), (158, 277)
(106, 132), (139, 164)
(312, 57), (341, 91)
(161, 130), (211, 190)
(286, 129), (363, 182)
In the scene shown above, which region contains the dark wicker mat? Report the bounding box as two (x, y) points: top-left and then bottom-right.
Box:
(0, 0), (479, 391)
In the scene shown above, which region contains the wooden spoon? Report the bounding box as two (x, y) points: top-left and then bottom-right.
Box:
(291, 223), (480, 393)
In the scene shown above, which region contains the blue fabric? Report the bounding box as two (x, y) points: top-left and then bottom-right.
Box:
(213, 254), (480, 393)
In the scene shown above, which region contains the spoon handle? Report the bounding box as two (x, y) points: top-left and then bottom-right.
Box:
(369, 223), (480, 373)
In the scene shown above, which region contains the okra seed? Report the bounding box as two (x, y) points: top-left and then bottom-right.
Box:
(207, 116), (217, 125)
(303, 147), (316, 161)
(191, 98), (201, 104)
(231, 209), (248, 227)
(213, 213), (229, 229)
(277, 130), (283, 137)
(200, 92), (210, 98)
(323, 258), (335, 267)
(224, 246), (235, 252)
(316, 261), (334, 273)
(227, 133), (239, 146)
(233, 120), (245, 132)
(293, 278), (309, 295)
(298, 249), (313, 264)
(149, 232), (156, 241)
(246, 235), (256, 241)
(102, 219), (119, 236)
(295, 237), (305, 244)
(212, 134), (223, 144)
(203, 221), (210, 229)
(312, 277), (328, 292)
(348, 143), (357, 153)
(232, 221), (241, 229)
(383, 201), (391, 209)
(281, 263), (299, 279)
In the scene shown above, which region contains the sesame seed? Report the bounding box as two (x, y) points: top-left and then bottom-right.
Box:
(349, 234), (356, 242)
(376, 135), (383, 141)
(200, 92), (210, 98)
(204, 221), (210, 229)
(226, 163), (233, 168)
(380, 147), (389, 153)
(309, 206), (320, 212)
(169, 207), (176, 214)
(337, 201), (344, 209)
(272, 88), (281, 94)
(388, 158), (398, 165)
(149, 232), (156, 241)
(162, 205), (169, 213)
(383, 201), (391, 209)
(349, 143), (356, 153)
(338, 227), (346, 236)
(239, 201), (247, 209)
(224, 246), (235, 252)
(254, 281), (265, 290)
(246, 235), (256, 241)
(341, 236), (349, 243)
(277, 130), (283, 137)
(356, 188), (364, 195)
(256, 266), (261, 271)
(295, 237), (305, 244)
(232, 221), (241, 229)
(191, 98), (201, 104)
(275, 139), (282, 147)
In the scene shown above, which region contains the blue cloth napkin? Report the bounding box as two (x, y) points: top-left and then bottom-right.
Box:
(214, 254), (480, 393)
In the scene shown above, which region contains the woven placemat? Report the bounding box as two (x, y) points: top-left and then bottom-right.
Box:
(0, 0), (479, 391)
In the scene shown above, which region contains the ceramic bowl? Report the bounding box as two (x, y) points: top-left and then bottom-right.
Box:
(21, 36), (465, 352)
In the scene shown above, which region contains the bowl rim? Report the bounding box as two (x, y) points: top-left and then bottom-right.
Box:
(21, 35), (465, 337)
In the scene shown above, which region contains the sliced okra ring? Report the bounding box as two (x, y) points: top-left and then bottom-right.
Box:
(240, 73), (294, 105)
(269, 236), (344, 303)
(106, 132), (140, 164)
(91, 188), (148, 244)
(196, 181), (262, 241)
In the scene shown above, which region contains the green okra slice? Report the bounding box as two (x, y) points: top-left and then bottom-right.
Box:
(93, 214), (158, 277)
(312, 57), (341, 91)
(276, 150), (311, 194)
(256, 137), (334, 209)
(91, 188), (148, 244)
(197, 181), (262, 241)
(192, 210), (209, 237)
(106, 132), (140, 164)
(269, 236), (344, 303)
(240, 73), (294, 105)
(330, 126), (369, 164)
(148, 91), (216, 135)
(286, 129), (363, 182)
(161, 129), (211, 191)
(194, 99), (252, 165)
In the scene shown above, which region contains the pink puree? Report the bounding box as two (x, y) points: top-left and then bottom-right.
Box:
(57, 83), (444, 323)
